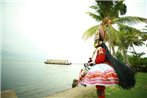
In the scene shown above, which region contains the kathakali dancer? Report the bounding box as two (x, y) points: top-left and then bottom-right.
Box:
(75, 24), (136, 98)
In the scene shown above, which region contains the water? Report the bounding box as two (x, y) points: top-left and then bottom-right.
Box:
(1, 61), (83, 98)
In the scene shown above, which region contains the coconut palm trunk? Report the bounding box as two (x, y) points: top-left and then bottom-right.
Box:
(122, 47), (130, 65)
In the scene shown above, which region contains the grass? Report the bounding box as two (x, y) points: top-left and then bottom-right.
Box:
(81, 72), (147, 98)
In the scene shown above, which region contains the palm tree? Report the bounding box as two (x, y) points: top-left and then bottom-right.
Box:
(82, 0), (147, 63)
(82, 0), (127, 39)
(117, 24), (147, 64)
(117, 24), (145, 64)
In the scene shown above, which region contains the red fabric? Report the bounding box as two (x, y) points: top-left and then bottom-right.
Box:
(98, 96), (105, 98)
(96, 85), (105, 90)
(95, 48), (106, 64)
(96, 85), (105, 98)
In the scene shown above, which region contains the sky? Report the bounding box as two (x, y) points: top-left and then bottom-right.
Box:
(2, 0), (147, 63)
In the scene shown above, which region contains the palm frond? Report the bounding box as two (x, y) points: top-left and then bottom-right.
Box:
(118, 24), (142, 34)
(141, 33), (147, 41)
(133, 39), (144, 46)
(110, 0), (126, 18)
(117, 25), (145, 48)
(82, 25), (99, 40)
(86, 12), (102, 22)
(108, 25), (121, 45)
(90, 5), (98, 10)
(114, 16), (147, 25)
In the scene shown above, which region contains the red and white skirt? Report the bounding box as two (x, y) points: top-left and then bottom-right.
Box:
(79, 63), (119, 86)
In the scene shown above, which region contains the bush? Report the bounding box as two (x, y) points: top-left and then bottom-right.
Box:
(129, 56), (147, 72)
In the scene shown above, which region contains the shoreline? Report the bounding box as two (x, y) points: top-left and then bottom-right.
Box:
(45, 86), (96, 98)
(1, 90), (18, 98)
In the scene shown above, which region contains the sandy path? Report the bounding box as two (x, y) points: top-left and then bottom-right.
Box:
(45, 86), (96, 98)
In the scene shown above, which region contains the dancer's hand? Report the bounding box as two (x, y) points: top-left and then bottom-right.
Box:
(88, 57), (92, 63)
(88, 62), (94, 66)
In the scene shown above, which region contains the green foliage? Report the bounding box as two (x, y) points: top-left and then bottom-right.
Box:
(129, 54), (147, 72)
(82, 25), (98, 40)
(118, 25), (145, 48)
(115, 51), (124, 62)
(94, 0), (127, 19)
(106, 73), (147, 98)
(114, 16), (147, 25)
(86, 12), (102, 22)
(83, 0), (147, 42)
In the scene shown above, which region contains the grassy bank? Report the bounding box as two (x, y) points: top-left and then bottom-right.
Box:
(81, 72), (147, 98)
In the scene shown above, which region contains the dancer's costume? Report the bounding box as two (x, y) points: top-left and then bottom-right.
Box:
(77, 25), (135, 98)
(79, 47), (119, 86)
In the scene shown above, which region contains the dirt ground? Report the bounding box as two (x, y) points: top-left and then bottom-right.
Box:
(45, 86), (96, 98)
